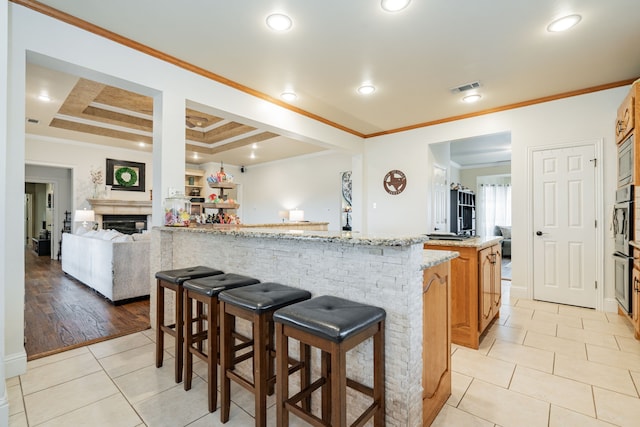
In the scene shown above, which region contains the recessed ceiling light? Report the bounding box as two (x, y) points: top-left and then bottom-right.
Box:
(462, 94), (482, 103)
(38, 93), (51, 102)
(250, 152), (256, 159)
(193, 153), (199, 159)
(547, 14), (581, 32)
(138, 142), (146, 147)
(266, 13), (292, 31)
(357, 84), (376, 95)
(251, 143), (258, 149)
(281, 92), (297, 101)
(381, 0), (411, 12)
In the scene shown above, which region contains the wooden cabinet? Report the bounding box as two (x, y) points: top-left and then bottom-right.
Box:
(616, 88), (635, 144)
(633, 248), (640, 340)
(479, 245), (502, 332)
(423, 241), (502, 349)
(422, 260), (451, 427)
(185, 169), (205, 215)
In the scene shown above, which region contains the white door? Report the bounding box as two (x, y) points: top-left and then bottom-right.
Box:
(532, 144), (597, 308)
(432, 165), (448, 232)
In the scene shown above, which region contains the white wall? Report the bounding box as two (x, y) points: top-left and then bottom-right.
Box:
(226, 152), (353, 230)
(1, 0), (8, 419)
(26, 136), (154, 210)
(365, 86), (625, 308)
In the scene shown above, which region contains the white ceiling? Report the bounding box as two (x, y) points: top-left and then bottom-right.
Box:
(21, 0), (640, 166)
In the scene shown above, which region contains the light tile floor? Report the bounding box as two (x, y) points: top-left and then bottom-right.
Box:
(6, 282), (640, 426)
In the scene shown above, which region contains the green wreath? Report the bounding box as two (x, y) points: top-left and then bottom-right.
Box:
(115, 167), (138, 187)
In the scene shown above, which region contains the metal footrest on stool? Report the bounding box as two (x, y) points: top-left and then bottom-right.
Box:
(273, 295), (386, 427)
(155, 266), (224, 383)
(219, 283), (312, 427)
(183, 273), (260, 412)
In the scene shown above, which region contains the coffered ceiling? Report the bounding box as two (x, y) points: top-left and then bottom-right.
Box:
(25, 64), (326, 165)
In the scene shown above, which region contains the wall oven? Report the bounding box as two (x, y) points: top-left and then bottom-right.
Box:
(618, 134), (634, 188)
(613, 185), (633, 313)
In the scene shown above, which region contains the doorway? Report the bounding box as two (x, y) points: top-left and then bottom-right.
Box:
(531, 142), (599, 308)
(429, 131), (512, 281)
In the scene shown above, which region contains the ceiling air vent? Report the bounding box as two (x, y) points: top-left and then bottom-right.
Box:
(26, 118), (40, 124)
(450, 81), (481, 94)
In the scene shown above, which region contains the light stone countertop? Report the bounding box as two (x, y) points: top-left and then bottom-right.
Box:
(159, 225), (429, 246)
(421, 250), (459, 270)
(424, 235), (502, 249)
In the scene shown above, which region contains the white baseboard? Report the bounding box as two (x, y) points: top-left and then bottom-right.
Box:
(603, 297), (621, 314)
(508, 284), (528, 300)
(0, 386), (8, 427)
(4, 349), (27, 379)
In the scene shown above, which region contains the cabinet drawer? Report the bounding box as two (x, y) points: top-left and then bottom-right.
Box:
(616, 90), (634, 144)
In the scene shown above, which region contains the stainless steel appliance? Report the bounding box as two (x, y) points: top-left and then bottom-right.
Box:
(617, 134), (634, 188)
(613, 185), (633, 313)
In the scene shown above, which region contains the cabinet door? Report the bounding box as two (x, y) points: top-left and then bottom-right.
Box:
(633, 249), (640, 339)
(492, 245), (502, 313)
(422, 262), (451, 425)
(615, 90), (634, 144)
(478, 246), (494, 332)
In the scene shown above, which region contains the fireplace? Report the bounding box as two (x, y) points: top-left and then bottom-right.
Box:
(102, 215), (147, 235)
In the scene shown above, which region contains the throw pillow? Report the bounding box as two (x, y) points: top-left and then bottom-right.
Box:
(102, 230), (123, 241)
(112, 234), (134, 242)
(498, 226), (512, 239)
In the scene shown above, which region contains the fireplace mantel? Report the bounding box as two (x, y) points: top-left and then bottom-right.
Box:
(88, 199), (152, 215)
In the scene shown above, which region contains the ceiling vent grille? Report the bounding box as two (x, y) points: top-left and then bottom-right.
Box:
(450, 81), (481, 94)
(26, 118), (39, 124)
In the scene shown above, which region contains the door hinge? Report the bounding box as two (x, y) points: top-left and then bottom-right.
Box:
(595, 281), (598, 289)
(595, 219), (597, 228)
(590, 158), (597, 167)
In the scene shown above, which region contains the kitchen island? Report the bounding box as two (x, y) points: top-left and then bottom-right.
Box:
(424, 236), (503, 349)
(151, 226), (457, 426)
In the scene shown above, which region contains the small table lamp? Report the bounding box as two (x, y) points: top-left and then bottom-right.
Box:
(75, 208), (95, 229)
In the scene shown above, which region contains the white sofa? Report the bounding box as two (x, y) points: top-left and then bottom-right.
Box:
(61, 229), (151, 303)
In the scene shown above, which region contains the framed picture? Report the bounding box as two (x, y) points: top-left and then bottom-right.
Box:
(106, 159), (145, 192)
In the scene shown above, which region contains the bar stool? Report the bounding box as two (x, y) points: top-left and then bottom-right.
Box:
(155, 266), (224, 383)
(219, 282), (312, 426)
(273, 295), (386, 427)
(183, 273), (260, 412)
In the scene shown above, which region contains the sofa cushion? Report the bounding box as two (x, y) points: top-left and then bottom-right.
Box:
(102, 230), (123, 241)
(113, 234), (134, 242)
(498, 226), (512, 239)
(132, 233), (151, 241)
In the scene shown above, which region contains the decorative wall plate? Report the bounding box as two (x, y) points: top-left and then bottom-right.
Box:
(342, 171), (352, 205)
(383, 170), (407, 195)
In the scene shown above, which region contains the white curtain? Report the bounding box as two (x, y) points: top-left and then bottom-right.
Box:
(477, 184), (511, 236)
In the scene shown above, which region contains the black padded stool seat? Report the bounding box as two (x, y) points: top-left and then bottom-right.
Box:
(155, 266), (224, 383)
(219, 283), (312, 427)
(183, 273), (260, 412)
(273, 295), (386, 343)
(218, 282), (312, 313)
(273, 295), (386, 427)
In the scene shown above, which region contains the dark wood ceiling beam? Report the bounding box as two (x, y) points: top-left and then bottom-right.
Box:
(203, 122), (256, 144)
(57, 78), (105, 116)
(188, 131), (278, 155)
(82, 106), (152, 130)
(50, 118), (152, 144)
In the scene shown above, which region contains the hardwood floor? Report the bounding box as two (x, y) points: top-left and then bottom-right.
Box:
(24, 246), (150, 360)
